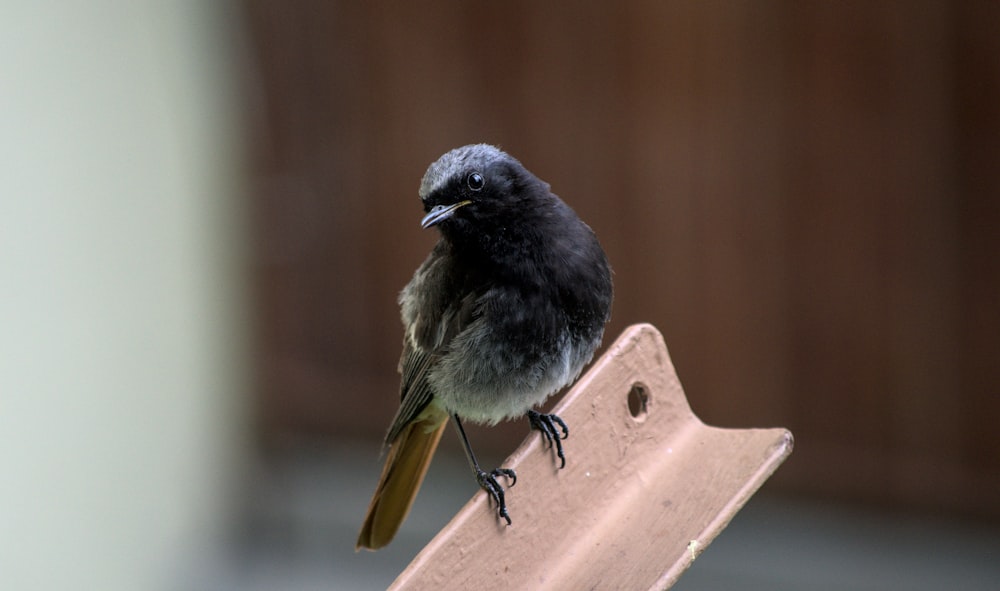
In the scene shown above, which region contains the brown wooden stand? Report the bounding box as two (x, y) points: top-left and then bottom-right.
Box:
(390, 323), (793, 590)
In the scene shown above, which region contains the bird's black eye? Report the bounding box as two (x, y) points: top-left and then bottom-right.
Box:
(467, 172), (485, 191)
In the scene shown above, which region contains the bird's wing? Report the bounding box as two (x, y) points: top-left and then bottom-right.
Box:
(385, 290), (480, 444)
(385, 341), (437, 444)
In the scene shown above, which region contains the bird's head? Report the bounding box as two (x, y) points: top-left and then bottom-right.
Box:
(417, 144), (549, 236)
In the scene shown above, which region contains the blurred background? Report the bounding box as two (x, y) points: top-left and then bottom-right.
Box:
(2, 1), (998, 590)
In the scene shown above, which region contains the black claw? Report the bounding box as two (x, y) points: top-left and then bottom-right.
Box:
(476, 467), (516, 524)
(495, 467), (517, 487)
(527, 410), (569, 468)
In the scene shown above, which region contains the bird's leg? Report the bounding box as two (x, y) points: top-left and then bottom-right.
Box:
(451, 414), (516, 525)
(527, 409), (569, 468)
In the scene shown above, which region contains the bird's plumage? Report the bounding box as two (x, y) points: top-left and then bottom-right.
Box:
(357, 144), (612, 550)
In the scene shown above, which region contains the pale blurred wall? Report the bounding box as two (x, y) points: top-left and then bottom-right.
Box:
(0, 2), (249, 590)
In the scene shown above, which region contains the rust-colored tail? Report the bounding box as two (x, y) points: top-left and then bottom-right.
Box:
(356, 416), (447, 551)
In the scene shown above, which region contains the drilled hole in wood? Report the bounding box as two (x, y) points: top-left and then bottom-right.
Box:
(627, 383), (649, 421)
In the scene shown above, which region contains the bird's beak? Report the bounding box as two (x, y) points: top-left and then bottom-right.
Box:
(420, 200), (472, 229)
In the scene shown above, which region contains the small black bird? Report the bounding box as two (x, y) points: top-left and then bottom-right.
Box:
(356, 144), (613, 550)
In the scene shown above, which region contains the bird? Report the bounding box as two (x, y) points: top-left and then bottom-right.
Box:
(356, 144), (613, 551)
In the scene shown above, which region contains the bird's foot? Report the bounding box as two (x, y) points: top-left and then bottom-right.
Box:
(476, 467), (516, 525)
(527, 409), (569, 468)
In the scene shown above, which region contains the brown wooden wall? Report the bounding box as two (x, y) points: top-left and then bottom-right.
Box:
(241, 1), (1000, 518)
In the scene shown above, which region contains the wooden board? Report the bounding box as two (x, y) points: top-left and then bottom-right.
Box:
(390, 323), (793, 590)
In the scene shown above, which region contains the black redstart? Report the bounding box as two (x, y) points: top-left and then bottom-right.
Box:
(356, 144), (613, 550)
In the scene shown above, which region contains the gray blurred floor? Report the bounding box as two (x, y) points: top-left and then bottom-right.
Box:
(182, 442), (1000, 590)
